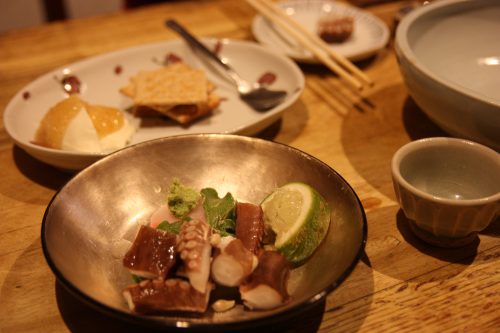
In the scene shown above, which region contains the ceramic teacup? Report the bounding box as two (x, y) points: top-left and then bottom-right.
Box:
(391, 137), (500, 247)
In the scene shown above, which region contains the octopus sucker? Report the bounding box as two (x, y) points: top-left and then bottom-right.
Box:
(123, 278), (212, 314)
(235, 202), (265, 254)
(122, 225), (177, 279)
(240, 250), (290, 310)
(211, 236), (257, 287)
(177, 219), (212, 293)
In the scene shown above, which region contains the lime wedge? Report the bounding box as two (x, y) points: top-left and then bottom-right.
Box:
(261, 182), (331, 265)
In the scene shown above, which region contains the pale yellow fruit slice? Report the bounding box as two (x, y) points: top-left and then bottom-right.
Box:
(261, 182), (331, 265)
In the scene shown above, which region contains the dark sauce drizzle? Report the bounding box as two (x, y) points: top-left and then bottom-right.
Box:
(56, 74), (81, 94)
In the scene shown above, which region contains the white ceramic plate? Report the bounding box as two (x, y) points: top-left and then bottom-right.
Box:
(252, 0), (390, 63)
(3, 38), (304, 171)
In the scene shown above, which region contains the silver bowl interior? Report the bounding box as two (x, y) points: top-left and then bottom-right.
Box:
(42, 134), (366, 329)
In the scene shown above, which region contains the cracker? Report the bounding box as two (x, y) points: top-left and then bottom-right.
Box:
(119, 82), (136, 98)
(133, 67), (208, 106)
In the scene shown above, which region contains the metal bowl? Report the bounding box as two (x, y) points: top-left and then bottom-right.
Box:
(41, 134), (366, 330)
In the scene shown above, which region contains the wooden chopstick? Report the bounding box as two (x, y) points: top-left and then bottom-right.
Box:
(247, 0), (362, 90)
(259, 0), (374, 87)
(246, 0), (373, 91)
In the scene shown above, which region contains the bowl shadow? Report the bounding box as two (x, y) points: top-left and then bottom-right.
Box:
(340, 85), (448, 202)
(480, 216), (500, 238)
(0, 238), (60, 331)
(396, 210), (478, 264)
(257, 99), (309, 144)
(13, 146), (71, 190)
(0, 146), (70, 205)
(401, 96), (448, 141)
(360, 205), (476, 286)
(320, 251), (374, 333)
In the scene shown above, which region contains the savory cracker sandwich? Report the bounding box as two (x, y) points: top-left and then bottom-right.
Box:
(120, 63), (220, 124)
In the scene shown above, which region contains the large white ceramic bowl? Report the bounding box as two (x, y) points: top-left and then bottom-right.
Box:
(395, 0), (500, 151)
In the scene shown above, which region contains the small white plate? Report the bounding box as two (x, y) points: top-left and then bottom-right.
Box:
(252, 0), (390, 62)
(3, 38), (304, 171)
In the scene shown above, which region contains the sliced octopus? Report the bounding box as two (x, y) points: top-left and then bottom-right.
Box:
(240, 250), (290, 310)
(235, 202), (265, 254)
(123, 278), (212, 314)
(176, 219), (212, 293)
(122, 225), (177, 279)
(211, 236), (257, 287)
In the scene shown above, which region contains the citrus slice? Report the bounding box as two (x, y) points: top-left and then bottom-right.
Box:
(261, 182), (331, 265)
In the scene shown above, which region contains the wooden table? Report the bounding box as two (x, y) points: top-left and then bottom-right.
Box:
(1, 1), (498, 332)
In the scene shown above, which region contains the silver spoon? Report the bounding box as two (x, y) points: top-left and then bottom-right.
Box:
(166, 19), (287, 111)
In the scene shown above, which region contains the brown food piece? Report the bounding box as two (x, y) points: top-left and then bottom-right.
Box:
(239, 250), (290, 310)
(123, 278), (211, 314)
(122, 225), (177, 279)
(257, 72), (277, 86)
(211, 237), (257, 287)
(317, 16), (354, 43)
(165, 52), (183, 64)
(132, 92), (220, 124)
(236, 202), (264, 254)
(60, 74), (81, 94)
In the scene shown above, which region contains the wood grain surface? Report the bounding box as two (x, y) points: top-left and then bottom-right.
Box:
(0, 1), (498, 332)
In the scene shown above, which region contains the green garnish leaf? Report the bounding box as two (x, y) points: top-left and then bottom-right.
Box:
(157, 220), (185, 235)
(201, 188), (236, 236)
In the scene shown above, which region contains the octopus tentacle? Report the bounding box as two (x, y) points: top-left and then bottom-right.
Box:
(240, 250), (290, 310)
(211, 236), (257, 287)
(177, 219), (212, 293)
(122, 225), (177, 279)
(123, 278), (212, 314)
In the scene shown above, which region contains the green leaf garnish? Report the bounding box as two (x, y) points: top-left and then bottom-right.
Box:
(157, 220), (185, 234)
(201, 188), (236, 236)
